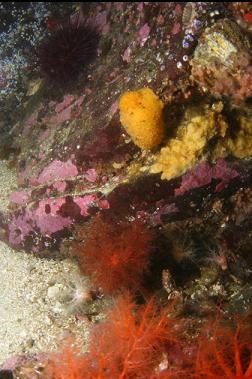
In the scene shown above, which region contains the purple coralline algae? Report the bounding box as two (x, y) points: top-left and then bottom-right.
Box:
(37, 160), (78, 185)
(175, 160), (240, 196)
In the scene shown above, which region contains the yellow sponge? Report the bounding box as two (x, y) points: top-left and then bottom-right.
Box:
(119, 88), (165, 149)
(151, 103), (228, 180)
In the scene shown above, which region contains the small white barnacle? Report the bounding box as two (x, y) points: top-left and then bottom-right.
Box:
(177, 61), (183, 69)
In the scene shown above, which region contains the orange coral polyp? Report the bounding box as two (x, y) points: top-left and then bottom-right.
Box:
(110, 254), (120, 266)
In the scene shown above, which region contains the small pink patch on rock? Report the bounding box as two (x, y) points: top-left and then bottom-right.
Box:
(151, 39), (157, 47)
(115, 2), (124, 11)
(49, 105), (73, 126)
(53, 181), (67, 192)
(18, 164), (36, 186)
(137, 203), (178, 226)
(171, 22), (181, 35)
(22, 110), (39, 137)
(49, 100), (56, 109)
(75, 95), (85, 108)
(83, 168), (98, 183)
(137, 2), (144, 12)
(102, 175), (108, 183)
(110, 101), (118, 116)
(98, 199), (110, 209)
(174, 4), (182, 16)
(213, 159), (239, 192)
(38, 160), (78, 184)
(9, 212), (34, 245)
(85, 88), (92, 95)
(25, 111), (39, 127)
(43, 94), (85, 127)
(175, 162), (213, 196)
(175, 160), (239, 196)
(38, 151), (46, 160)
(94, 10), (107, 31)
(74, 195), (97, 217)
(71, 95), (85, 118)
(9, 190), (29, 205)
(34, 198), (72, 235)
(122, 46), (132, 63)
(138, 23), (150, 46)
(124, 25), (130, 33)
(102, 23), (110, 35)
(55, 95), (75, 113)
(38, 129), (51, 143)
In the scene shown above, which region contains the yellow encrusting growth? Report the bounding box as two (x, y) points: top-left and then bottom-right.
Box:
(226, 113), (252, 158)
(119, 88), (165, 149)
(151, 103), (228, 180)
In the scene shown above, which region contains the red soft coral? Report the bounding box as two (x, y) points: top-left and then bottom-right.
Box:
(47, 343), (90, 379)
(88, 292), (179, 378)
(73, 216), (154, 295)
(46, 292), (180, 379)
(192, 313), (252, 379)
(150, 312), (252, 379)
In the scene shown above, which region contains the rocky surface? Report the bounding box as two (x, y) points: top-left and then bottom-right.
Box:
(0, 2), (251, 377)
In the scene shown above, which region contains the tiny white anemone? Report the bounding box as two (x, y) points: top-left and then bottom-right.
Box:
(182, 243), (198, 262)
(61, 274), (92, 315)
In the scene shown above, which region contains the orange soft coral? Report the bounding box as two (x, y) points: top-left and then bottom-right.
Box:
(150, 312), (252, 379)
(45, 303), (252, 379)
(47, 343), (90, 379)
(47, 292), (179, 379)
(73, 216), (154, 295)
(89, 292), (178, 378)
(193, 313), (252, 379)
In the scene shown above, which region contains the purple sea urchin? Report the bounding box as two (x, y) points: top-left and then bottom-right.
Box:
(37, 14), (100, 82)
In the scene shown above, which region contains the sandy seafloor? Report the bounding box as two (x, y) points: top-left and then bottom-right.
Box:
(0, 160), (90, 364)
